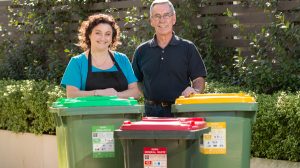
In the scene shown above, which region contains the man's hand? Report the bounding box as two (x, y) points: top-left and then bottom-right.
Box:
(181, 86), (198, 97)
(181, 77), (205, 97)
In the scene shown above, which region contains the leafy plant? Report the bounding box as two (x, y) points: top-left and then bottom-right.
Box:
(1, 0), (83, 82)
(205, 81), (249, 93)
(119, 0), (153, 58)
(197, 17), (237, 84)
(0, 80), (65, 134)
(252, 91), (300, 161)
(238, 12), (300, 93)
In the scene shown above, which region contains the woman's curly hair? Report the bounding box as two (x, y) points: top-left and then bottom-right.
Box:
(78, 13), (121, 51)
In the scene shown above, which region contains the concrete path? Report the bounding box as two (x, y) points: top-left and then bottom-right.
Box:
(251, 158), (300, 168)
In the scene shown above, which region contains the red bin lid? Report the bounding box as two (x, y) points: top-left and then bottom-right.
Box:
(120, 117), (206, 131)
(142, 117), (204, 122)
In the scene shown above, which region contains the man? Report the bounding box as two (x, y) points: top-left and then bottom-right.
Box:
(132, 0), (207, 117)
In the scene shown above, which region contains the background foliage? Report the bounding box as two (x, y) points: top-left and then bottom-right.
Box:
(235, 1), (300, 93)
(242, 18), (300, 93)
(0, 0), (238, 86)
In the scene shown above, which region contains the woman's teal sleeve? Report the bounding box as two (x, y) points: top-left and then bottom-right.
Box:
(60, 57), (82, 89)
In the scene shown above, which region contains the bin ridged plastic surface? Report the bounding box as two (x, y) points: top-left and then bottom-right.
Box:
(114, 117), (210, 168)
(172, 93), (258, 168)
(50, 96), (142, 168)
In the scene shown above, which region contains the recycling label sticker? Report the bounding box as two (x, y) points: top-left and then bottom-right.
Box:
(200, 122), (226, 154)
(92, 125), (115, 158)
(144, 147), (167, 168)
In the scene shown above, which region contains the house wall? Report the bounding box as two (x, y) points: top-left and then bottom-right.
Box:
(0, 130), (58, 168)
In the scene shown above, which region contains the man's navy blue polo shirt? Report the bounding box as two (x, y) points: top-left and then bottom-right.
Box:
(132, 34), (207, 102)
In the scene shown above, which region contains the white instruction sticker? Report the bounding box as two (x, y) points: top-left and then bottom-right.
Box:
(92, 125), (115, 158)
(144, 147), (167, 168)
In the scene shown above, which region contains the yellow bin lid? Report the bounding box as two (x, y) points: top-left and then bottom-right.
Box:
(175, 93), (256, 105)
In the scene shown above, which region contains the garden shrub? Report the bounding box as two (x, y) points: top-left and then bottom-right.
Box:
(0, 0), (82, 82)
(252, 91), (300, 161)
(0, 80), (65, 134)
(198, 17), (238, 84)
(205, 81), (248, 93)
(240, 16), (300, 93)
(236, 1), (300, 93)
(0, 39), (47, 80)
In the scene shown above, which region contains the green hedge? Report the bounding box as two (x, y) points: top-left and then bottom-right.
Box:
(0, 80), (65, 134)
(0, 80), (299, 161)
(252, 92), (300, 161)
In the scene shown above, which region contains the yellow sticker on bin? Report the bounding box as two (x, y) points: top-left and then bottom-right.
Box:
(200, 122), (226, 155)
(175, 93), (256, 104)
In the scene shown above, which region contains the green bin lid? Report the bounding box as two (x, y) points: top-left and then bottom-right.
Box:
(52, 96), (138, 108)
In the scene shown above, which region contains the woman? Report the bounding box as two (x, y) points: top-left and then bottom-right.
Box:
(61, 13), (140, 99)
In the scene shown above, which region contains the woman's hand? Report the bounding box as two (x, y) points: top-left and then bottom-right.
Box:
(66, 84), (140, 99)
(94, 88), (118, 96)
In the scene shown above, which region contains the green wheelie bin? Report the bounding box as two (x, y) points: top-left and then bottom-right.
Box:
(172, 93), (258, 168)
(114, 117), (210, 168)
(50, 96), (142, 168)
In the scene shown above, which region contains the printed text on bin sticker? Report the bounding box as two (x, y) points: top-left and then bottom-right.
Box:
(200, 122), (226, 154)
(92, 125), (115, 158)
(144, 147), (167, 168)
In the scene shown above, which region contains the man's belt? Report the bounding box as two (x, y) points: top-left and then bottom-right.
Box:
(144, 99), (175, 107)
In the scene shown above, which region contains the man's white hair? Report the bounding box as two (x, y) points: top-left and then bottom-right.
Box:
(150, 0), (176, 16)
